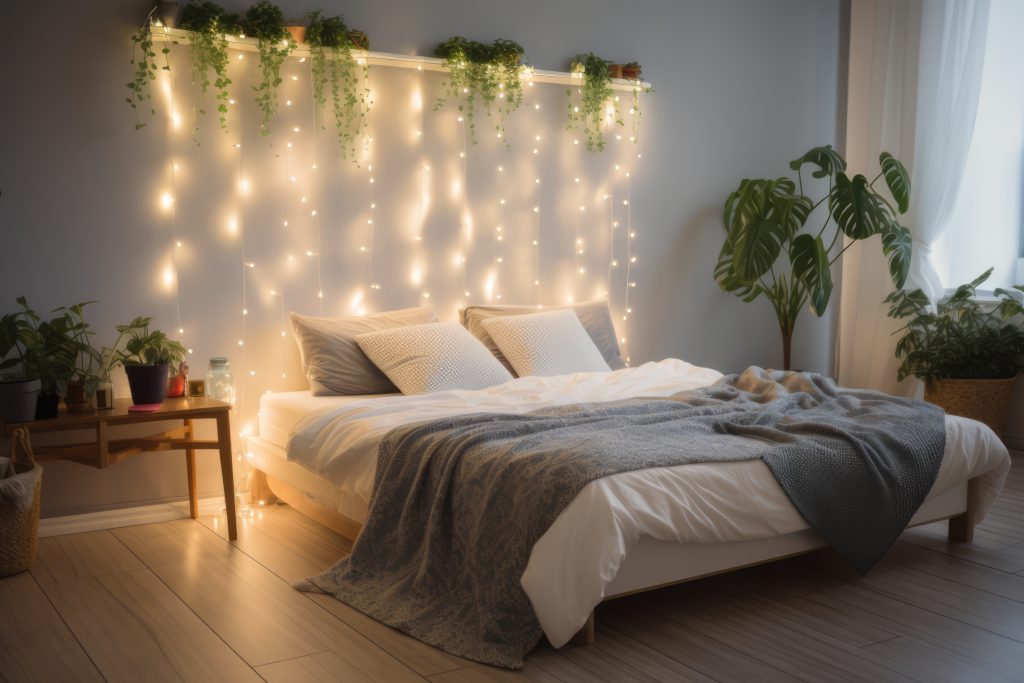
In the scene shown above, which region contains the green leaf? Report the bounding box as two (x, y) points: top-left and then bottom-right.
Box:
(885, 288), (929, 319)
(879, 152), (911, 214)
(713, 234), (761, 301)
(881, 223), (912, 289)
(830, 172), (892, 239)
(790, 234), (833, 316)
(789, 145), (847, 179)
(731, 218), (788, 283)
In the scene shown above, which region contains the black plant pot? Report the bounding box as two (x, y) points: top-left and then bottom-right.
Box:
(35, 393), (59, 420)
(125, 364), (169, 406)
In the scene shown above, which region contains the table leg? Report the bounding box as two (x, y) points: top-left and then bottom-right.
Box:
(184, 418), (198, 520)
(215, 412), (238, 541)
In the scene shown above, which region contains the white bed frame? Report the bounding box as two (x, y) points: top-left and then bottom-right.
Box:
(245, 434), (977, 646)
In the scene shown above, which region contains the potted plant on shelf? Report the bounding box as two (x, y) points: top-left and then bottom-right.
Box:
(435, 36), (526, 144)
(246, 0), (295, 137)
(621, 61), (642, 80)
(57, 302), (103, 414)
(887, 268), (1024, 438)
(0, 298), (95, 420)
(110, 317), (187, 407)
(715, 146), (913, 370)
(607, 63), (624, 79)
(179, 0), (236, 136)
(0, 311), (41, 424)
(566, 52), (620, 152)
(126, 7), (172, 130)
(307, 10), (371, 161)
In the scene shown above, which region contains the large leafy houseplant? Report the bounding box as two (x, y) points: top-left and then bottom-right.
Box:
(435, 37), (526, 143)
(306, 10), (370, 161)
(715, 145), (913, 369)
(246, 0), (295, 137)
(566, 53), (622, 152)
(180, 0), (243, 137)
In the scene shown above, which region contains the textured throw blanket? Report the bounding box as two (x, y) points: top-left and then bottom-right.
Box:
(305, 367), (946, 669)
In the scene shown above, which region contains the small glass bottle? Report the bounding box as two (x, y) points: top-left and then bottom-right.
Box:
(94, 375), (114, 410)
(206, 357), (235, 405)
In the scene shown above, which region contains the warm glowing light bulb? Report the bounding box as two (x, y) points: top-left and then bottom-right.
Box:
(286, 99), (292, 106)
(160, 192), (173, 209)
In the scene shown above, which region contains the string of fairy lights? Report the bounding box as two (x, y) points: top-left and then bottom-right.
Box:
(154, 37), (647, 423)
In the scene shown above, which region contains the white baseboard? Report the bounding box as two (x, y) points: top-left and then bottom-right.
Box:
(38, 496), (227, 537)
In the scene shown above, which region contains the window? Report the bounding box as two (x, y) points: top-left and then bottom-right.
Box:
(932, 0), (1024, 291)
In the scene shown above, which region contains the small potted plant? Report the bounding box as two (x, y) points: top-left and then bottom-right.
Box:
(307, 10), (371, 160)
(0, 298), (93, 420)
(246, 0), (295, 137)
(56, 302), (103, 414)
(435, 36), (526, 143)
(566, 52), (620, 152)
(110, 317), (187, 406)
(621, 61), (642, 80)
(0, 310), (41, 424)
(179, 0), (237, 135)
(887, 268), (1024, 438)
(607, 63), (624, 79)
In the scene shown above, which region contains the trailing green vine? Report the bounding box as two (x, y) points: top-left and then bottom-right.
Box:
(307, 10), (371, 161)
(566, 52), (621, 152)
(435, 37), (526, 144)
(246, 0), (294, 137)
(126, 8), (170, 129)
(179, 2), (241, 138)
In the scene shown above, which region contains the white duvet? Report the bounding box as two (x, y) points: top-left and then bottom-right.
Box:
(286, 359), (1011, 647)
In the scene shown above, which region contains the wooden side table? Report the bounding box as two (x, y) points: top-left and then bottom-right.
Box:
(1, 397), (238, 540)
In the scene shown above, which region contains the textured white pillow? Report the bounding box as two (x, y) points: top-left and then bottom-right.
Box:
(354, 322), (513, 395)
(481, 309), (611, 377)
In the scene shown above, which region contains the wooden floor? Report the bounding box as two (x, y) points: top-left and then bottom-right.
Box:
(1, 452), (1021, 682)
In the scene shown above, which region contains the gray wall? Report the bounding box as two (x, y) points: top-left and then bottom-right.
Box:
(0, 0), (843, 516)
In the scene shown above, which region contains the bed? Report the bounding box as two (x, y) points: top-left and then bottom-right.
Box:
(248, 358), (1011, 652)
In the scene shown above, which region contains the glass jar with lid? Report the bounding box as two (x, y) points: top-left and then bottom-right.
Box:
(205, 357), (235, 405)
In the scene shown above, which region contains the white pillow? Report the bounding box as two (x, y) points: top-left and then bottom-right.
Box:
(354, 322), (513, 395)
(481, 309), (611, 377)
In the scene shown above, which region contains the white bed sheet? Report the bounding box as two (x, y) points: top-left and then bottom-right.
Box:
(271, 359), (1011, 647)
(259, 391), (397, 449)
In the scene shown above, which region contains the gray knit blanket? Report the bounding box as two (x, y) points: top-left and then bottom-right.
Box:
(305, 367), (946, 669)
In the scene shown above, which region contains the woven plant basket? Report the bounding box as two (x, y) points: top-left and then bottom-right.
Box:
(924, 377), (1014, 439)
(0, 428), (42, 578)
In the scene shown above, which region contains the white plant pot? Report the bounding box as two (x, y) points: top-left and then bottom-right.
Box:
(0, 378), (41, 424)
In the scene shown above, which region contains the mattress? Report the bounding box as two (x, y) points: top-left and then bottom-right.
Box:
(258, 391), (396, 450)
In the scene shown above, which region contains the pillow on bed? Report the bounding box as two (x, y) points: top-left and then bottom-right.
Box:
(461, 300), (625, 374)
(290, 307), (437, 395)
(481, 309), (611, 377)
(354, 321), (513, 395)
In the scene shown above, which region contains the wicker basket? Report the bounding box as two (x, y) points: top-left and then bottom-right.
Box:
(0, 428), (42, 578)
(924, 377), (1014, 439)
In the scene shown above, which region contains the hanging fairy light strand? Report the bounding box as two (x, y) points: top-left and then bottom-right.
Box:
(301, 63), (323, 313)
(493, 164), (505, 302)
(622, 170), (635, 364)
(459, 115), (470, 299)
(162, 66), (185, 344)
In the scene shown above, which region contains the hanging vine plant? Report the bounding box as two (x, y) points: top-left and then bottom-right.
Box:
(179, 1), (242, 138)
(435, 36), (526, 144)
(246, 0), (295, 137)
(306, 10), (371, 161)
(566, 52), (621, 152)
(622, 63), (652, 145)
(126, 8), (170, 129)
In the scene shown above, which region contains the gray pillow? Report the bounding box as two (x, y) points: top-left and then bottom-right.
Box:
(461, 300), (625, 374)
(290, 307), (437, 395)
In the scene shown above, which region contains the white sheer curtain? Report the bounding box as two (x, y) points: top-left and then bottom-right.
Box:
(836, 0), (990, 394)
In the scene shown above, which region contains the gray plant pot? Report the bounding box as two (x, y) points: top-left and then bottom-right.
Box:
(0, 378), (41, 424)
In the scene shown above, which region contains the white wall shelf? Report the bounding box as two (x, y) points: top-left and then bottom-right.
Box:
(152, 27), (652, 91)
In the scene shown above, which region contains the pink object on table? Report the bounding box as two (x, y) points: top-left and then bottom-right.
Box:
(128, 403), (163, 413)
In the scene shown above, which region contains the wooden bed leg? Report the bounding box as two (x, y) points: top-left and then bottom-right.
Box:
(570, 611), (595, 646)
(948, 478), (979, 543)
(250, 468), (278, 506)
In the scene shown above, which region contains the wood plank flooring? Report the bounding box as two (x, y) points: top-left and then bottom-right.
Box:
(1, 451), (1021, 682)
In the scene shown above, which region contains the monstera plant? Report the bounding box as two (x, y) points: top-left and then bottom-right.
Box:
(715, 145), (912, 369)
